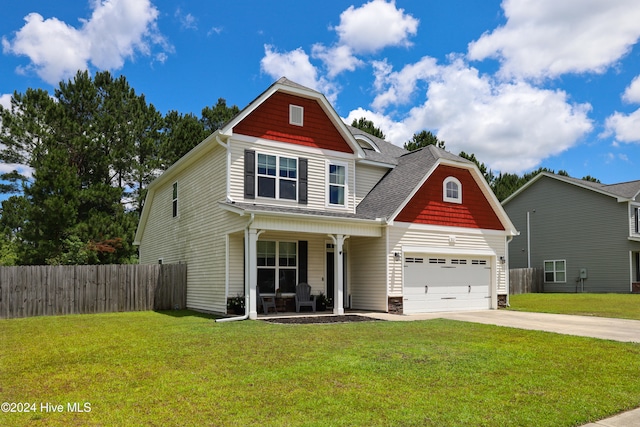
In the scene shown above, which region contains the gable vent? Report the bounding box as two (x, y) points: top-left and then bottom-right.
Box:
(289, 104), (304, 126)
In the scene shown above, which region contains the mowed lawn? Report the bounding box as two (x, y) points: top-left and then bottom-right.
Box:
(509, 293), (640, 320)
(1, 310), (640, 427)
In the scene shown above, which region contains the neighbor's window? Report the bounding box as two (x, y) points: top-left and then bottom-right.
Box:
(635, 207), (639, 234)
(328, 162), (346, 206)
(544, 260), (566, 283)
(172, 182), (178, 217)
(257, 241), (297, 294)
(257, 153), (297, 200)
(443, 176), (462, 204)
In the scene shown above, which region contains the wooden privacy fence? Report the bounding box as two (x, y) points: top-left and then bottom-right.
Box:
(509, 268), (544, 294)
(0, 264), (186, 319)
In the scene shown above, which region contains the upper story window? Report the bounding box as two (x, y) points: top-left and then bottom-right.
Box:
(635, 207), (640, 234)
(257, 153), (297, 200)
(172, 182), (178, 217)
(544, 259), (566, 283)
(289, 105), (304, 126)
(443, 176), (462, 204)
(328, 162), (346, 207)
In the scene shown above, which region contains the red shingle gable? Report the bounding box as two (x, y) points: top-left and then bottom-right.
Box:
(395, 165), (504, 230)
(233, 92), (353, 153)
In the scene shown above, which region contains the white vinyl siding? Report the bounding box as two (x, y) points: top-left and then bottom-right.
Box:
(228, 137), (356, 212)
(138, 143), (248, 314)
(387, 223), (507, 299)
(355, 164), (389, 205)
(350, 235), (388, 311)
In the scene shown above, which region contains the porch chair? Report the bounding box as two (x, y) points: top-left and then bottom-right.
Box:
(295, 283), (316, 313)
(257, 285), (277, 315)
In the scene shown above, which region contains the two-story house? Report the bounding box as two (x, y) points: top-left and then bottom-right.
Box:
(502, 172), (640, 293)
(134, 78), (517, 318)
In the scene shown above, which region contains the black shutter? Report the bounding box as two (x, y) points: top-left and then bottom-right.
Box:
(298, 241), (308, 283)
(298, 158), (308, 204)
(244, 150), (255, 199)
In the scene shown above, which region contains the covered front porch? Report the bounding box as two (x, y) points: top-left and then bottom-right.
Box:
(221, 203), (385, 319)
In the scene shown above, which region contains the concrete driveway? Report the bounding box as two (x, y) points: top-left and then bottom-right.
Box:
(365, 310), (640, 343)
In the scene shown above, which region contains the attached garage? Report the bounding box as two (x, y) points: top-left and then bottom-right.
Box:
(403, 253), (493, 314)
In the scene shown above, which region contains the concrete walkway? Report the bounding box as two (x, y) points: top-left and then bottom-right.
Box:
(362, 309), (640, 426)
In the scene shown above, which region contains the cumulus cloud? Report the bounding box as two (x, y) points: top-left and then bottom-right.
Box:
(603, 110), (640, 144)
(333, 0), (418, 53)
(468, 0), (640, 79)
(312, 0), (418, 77)
(260, 45), (338, 103)
(349, 57), (594, 173)
(2, 0), (169, 85)
(623, 75), (640, 104)
(0, 93), (12, 110)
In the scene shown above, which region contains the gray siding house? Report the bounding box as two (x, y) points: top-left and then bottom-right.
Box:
(502, 172), (640, 293)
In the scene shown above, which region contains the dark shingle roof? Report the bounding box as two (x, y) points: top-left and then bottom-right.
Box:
(356, 145), (473, 219)
(347, 125), (408, 166)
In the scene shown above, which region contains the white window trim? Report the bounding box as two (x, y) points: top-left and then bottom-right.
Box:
(544, 259), (567, 283)
(257, 240), (298, 295)
(443, 176), (462, 204)
(326, 160), (348, 208)
(289, 104), (304, 126)
(256, 153), (299, 202)
(172, 181), (179, 218)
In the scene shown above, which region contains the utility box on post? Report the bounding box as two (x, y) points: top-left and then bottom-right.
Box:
(579, 268), (588, 279)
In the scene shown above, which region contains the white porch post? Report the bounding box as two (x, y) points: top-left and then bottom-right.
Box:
(248, 228), (258, 319)
(334, 234), (346, 315)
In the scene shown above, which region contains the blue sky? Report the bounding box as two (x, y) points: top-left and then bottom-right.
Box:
(2, 0), (640, 185)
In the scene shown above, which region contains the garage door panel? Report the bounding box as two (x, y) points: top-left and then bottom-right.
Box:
(403, 253), (491, 313)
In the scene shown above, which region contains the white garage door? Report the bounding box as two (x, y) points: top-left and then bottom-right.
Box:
(403, 254), (492, 314)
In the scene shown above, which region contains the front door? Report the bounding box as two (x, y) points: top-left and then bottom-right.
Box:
(326, 245), (349, 308)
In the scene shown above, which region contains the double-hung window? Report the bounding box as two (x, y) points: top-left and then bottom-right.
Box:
(328, 162), (346, 207)
(257, 241), (297, 294)
(544, 260), (566, 283)
(635, 207), (640, 234)
(257, 154), (297, 200)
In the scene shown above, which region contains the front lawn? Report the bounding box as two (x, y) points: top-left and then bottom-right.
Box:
(509, 293), (640, 320)
(2, 311), (640, 426)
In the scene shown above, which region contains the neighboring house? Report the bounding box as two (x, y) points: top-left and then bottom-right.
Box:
(134, 78), (517, 318)
(502, 172), (640, 293)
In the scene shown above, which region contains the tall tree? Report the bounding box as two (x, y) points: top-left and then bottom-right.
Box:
(351, 117), (386, 139)
(201, 98), (240, 133)
(459, 151), (494, 185)
(403, 130), (445, 151)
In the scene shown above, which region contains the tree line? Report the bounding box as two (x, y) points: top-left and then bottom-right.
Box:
(351, 119), (600, 201)
(0, 71), (238, 265)
(0, 72), (597, 266)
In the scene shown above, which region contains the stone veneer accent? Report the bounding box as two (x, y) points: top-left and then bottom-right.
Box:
(388, 297), (403, 315)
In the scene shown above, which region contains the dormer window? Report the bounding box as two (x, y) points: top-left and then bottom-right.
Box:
(289, 105), (304, 126)
(443, 177), (462, 204)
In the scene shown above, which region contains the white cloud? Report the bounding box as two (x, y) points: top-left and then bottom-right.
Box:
(0, 93), (12, 109)
(623, 75), (640, 104)
(603, 109), (640, 144)
(311, 0), (418, 77)
(371, 56), (438, 110)
(468, 0), (640, 79)
(312, 44), (363, 78)
(350, 58), (593, 173)
(260, 45), (338, 103)
(175, 8), (197, 30)
(2, 0), (169, 85)
(334, 0), (418, 54)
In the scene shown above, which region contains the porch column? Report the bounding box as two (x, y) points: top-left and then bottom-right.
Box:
(333, 234), (346, 316)
(248, 228), (258, 319)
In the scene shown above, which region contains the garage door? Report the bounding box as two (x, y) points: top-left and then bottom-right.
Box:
(403, 254), (491, 314)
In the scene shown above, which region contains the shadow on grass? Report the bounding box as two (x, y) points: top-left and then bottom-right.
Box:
(154, 309), (222, 320)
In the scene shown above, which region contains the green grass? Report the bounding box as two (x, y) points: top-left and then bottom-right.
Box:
(508, 293), (640, 320)
(1, 311), (640, 426)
